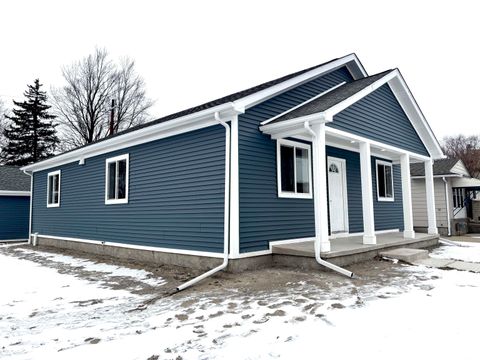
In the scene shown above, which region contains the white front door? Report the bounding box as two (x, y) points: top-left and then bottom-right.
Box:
(327, 157), (348, 234)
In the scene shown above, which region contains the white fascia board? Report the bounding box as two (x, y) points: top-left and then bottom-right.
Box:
(411, 174), (462, 179)
(260, 81), (346, 126)
(0, 190), (31, 197)
(324, 71), (397, 117)
(260, 113), (330, 134)
(233, 54), (367, 111)
(325, 127), (432, 161)
(21, 103), (240, 172)
(322, 69), (443, 161)
(387, 72), (444, 160)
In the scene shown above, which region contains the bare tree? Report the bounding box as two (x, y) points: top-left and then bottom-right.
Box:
(0, 98), (9, 148)
(442, 135), (480, 178)
(51, 48), (153, 149)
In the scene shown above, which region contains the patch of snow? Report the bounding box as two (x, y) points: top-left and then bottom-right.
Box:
(430, 241), (480, 263)
(13, 248), (166, 287)
(1, 242), (480, 359)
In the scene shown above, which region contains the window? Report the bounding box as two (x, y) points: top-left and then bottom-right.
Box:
(47, 170), (61, 207)
(453, 188), (465, 208)
(277, 140), (312, 198)
(376, 160), (394, 201)
(105, 154), (129, 204)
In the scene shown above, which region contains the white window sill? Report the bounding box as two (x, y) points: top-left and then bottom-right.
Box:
(47, 203), (60, 208)
(377, 197), (394, 202)
(105, 198), (129, 205)
(278, 192), (312, 199)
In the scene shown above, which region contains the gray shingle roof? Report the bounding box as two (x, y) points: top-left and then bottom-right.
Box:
(267, 70), (392, 125)
(0, 166), (31, 192)
(410, 158), (459, 177)
(48, 56), (348, 160)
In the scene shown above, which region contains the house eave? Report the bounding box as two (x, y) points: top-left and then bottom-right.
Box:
(21, 103), (242, 172)
(0, 190), (31, 197)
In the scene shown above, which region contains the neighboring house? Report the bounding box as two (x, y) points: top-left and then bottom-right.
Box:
(411, 158), (480, 236)
(0, 166), (31, 242)
(21, 54), (444, 270)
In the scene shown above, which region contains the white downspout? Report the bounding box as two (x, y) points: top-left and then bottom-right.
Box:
(176, 112), (230, 291)
(304, 121), (354, 278)
(23, 170), (33, 245)
(442, 177), (451, 236)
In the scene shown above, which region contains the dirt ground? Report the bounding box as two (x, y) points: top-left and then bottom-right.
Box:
(5, 243), (434, 305)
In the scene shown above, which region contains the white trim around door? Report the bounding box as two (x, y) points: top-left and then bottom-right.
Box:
(327, 156), (349, 236)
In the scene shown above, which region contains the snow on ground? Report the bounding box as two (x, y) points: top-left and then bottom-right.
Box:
(1, 242), (479, 359)
(431, 241), (480, 263)
(12, 247), (166, 287)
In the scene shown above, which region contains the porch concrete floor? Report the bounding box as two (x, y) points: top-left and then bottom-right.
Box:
(272, 232), (439, 259)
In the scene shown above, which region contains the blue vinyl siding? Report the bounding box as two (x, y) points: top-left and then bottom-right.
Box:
(372, 159), (404, 231)
(329, 84), (429, 156)
(32, 125), (226, 253)
(239, 67), (354, 253)
(0, 196), (30, 240)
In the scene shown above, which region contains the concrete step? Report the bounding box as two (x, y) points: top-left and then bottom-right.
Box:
(379, 248), (429, 263)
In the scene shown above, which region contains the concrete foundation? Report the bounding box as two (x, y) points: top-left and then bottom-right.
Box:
(32, 233), (439, 273)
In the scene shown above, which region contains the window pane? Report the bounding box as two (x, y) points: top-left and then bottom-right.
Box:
(53, 174), (59, 203)
(117, 160), (126, 199)
(295, 148), (309, 194)
(108, 162), (116, 199)
(280, 146), (294, 192)
(385, 165), (393, 197)
(378, 164), (386, 197)
(48, 175), (53, 204)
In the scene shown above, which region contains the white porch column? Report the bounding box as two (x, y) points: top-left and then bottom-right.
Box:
(359, 142), (376, 244)
(425, 159), (438, 234)
(400, 154), (415, 238)
(311, 123), (330, 253)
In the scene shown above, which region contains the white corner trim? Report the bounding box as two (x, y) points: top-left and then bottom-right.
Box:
(260, 81), (346, 126)
(46, 170), (61, 208)
(105, 153), (129, 205)
(276, 139), (313, 199)
(229, 116), (240, 258)
(0, 190), (30, 197)
(33, 233), (225, 258)
(375, 159), (395, 202)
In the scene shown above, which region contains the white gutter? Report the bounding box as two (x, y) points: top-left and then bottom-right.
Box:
(442, 177), (451, 236)
(176, 111), (230, 291)
(304, 121), (354, 278)
(23, 170), (33, 245)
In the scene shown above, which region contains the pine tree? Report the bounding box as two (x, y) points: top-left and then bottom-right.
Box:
(1, 79), (59, 165)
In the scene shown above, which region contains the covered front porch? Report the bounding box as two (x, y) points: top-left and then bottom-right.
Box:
(259, 69), (443, 259)
(271, 232), (439, 267)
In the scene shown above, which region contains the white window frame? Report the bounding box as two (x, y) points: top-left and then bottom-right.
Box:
(277, 139), (312, 199)
(47, 170), (61, 208)
(376, 159), (394, 202)
(105, 154), (129, 205)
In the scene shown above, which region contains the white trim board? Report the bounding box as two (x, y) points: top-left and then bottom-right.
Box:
(32, 233), (226, 259)
(0, 239), (29, 243)
(0, 191), (30, 197)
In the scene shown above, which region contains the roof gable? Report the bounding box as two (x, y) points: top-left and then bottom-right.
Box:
(410, 158), (463, 177)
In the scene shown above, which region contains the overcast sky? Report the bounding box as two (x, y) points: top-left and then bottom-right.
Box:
(0, 0), (478, 140)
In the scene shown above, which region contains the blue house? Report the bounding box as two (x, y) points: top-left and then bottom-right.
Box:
(21, 54), (444, 275)
(0, 166), (30, 242)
